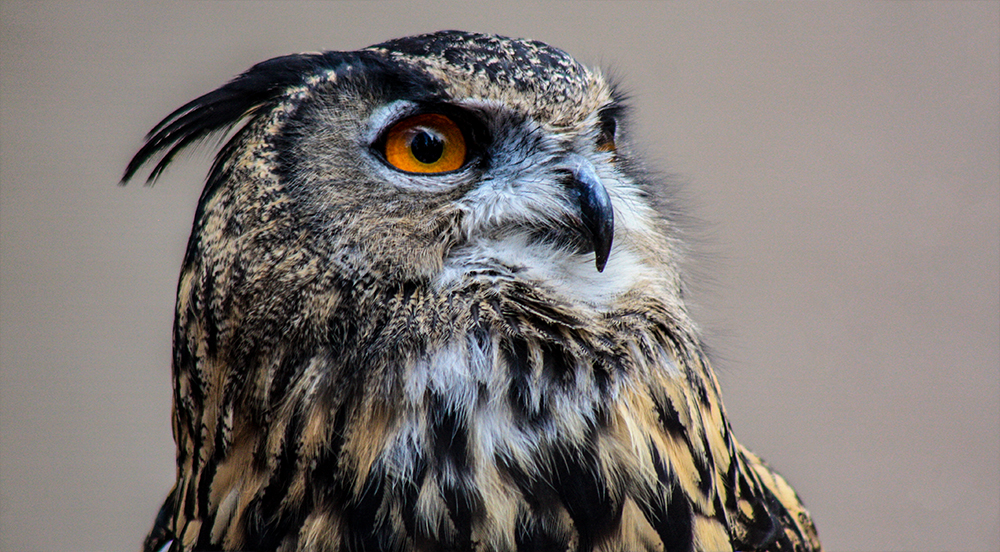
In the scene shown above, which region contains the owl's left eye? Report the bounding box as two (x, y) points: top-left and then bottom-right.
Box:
(596, 111), (618, 153)
(382, 113), (467, 174)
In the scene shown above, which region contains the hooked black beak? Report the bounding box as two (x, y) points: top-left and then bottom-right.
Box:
(565, 155), (614, 272)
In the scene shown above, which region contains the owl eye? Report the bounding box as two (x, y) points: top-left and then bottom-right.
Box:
(383, 113), (467, 174)
(597, 113), (617, 153)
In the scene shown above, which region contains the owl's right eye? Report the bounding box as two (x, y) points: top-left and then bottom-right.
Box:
(382, 113), (467, 174)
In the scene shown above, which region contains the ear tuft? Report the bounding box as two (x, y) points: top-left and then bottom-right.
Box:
(121, 53), (346, 185)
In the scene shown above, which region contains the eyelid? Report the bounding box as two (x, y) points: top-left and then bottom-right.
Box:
(364, 100), (420, 145)
(597, 117), (617, 152)
(594, 104), (621, 152)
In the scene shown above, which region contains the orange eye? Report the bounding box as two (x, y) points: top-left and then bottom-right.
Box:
(597, 115), (617, 153)
(383, 113), (467, 174)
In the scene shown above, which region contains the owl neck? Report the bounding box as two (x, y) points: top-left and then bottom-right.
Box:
(172, 261), (724, 550)
(297, 277), (728, 550)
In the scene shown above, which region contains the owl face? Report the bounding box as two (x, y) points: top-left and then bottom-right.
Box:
(127, 31), (673, 310)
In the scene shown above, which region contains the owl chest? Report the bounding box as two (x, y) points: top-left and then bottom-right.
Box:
(333, 323), (699, 552)
(347, 329), (614, 541)
(382, 333), (612, 477)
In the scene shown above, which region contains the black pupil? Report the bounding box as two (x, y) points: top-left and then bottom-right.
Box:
(410, 129), (445, 164)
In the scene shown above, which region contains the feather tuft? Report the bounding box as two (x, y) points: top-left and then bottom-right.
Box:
(121, 53), (346, 185)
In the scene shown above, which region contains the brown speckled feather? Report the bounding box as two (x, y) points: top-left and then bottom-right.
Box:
(128, 31), (820, 552)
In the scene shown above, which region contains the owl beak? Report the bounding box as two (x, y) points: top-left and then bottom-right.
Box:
(566, 155), (614, 272)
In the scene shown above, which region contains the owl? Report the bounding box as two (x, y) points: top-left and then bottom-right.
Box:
(124, 31), (821, 552)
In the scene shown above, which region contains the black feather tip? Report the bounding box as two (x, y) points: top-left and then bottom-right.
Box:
(121, 53), (345, 186)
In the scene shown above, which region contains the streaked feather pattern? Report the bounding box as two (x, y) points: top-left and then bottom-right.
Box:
(127, 31), (820, 552)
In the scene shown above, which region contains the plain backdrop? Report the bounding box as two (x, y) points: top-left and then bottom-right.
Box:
(1, 2), (997, 551)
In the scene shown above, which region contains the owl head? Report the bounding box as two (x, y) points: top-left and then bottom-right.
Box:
(124, 30), (682, 312)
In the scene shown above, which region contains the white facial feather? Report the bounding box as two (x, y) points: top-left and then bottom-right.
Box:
(436, 149), (660, 309)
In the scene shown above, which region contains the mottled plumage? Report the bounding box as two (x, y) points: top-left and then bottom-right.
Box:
(125, 31), (821, 552)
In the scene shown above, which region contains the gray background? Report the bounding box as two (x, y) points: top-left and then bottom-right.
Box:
(1, 2), (997, 551)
